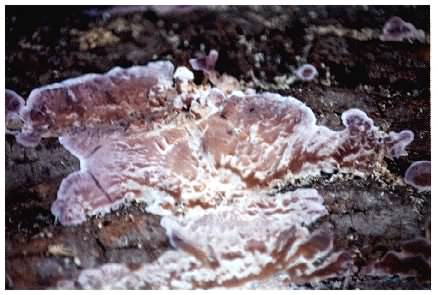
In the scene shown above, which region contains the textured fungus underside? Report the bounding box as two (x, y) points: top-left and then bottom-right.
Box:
(11, 60), (415, 288)
(51, 90), (413, 225)
(58, 189), (352, 289)
(16, 61), (176, 147)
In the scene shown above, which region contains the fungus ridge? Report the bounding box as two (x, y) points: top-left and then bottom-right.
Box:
(9, 61), (414, 224)
(9, 60), (417, 289)
(58, 189), (353, 289)
(16, 61), (176, 147)
(51, 90), (413, 225)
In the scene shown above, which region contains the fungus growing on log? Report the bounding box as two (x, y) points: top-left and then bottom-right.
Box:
(16, 61), (176, 147)
(189, 50), (239, 93)
(295, 64), (318, 81)
(5, 89), (25, 133)
(380, 16), (426, 42)
(10, 60), (416, 288)
(189, 49), (218, 74)
(362, 238), (430, 283)
(58, 189), (353, 289)
(50, 92), (413, 225)
(11, 61), (414, 225)
(404, 161), (431, 192)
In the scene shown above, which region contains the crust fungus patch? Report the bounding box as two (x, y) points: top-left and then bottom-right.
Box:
(10, 59), (416, 289)
(58, 189), (353, 289)
(380, 16), (426, 42)
(404, 161), (431, 192)
(6, 89), (25, 134)
(295, 64), (318, 82)
(16, 61), (176, 147)
(12, 60), (414, 225)
(45, 90), (413, 226)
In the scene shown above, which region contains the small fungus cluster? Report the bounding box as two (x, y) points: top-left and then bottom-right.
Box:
(189, 49), (218, 74)
(7, 58), (417, 289)
(189, 50), (240, 93)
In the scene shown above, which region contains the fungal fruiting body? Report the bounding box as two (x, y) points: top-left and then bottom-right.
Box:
(380, 16), (426, 42)
(189, 50), (240, 93)
(295, 64), (318, 81)
(58, 189), (353, 289)
(49, 90), (413, 225)
(189, 49), (218, 74)
(16, 61), (176, 147)
(11, 60), (415, 288)
(5, 89), (25, 134)
(404, 161), (431, 192)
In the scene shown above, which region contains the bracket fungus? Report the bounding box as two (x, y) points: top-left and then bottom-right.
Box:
(380, 16), (426, 42)
(10, 59), (416, 288)
(404, 161), (431, 192)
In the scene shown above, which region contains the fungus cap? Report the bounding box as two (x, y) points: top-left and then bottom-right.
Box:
(404, 161), (431, 192)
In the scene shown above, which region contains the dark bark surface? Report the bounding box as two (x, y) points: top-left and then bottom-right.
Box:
(5, 5), (430, 289)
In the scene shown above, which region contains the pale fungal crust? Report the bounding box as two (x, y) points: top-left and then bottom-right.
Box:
(11, 59), (415, 288)
(173, 66), (194, 82)
(16, 61), (177, 147)
(380, 16), (426, 42)
(361, 238), (430, 283)
(58, 189), (353, 289)
(295, 64), (318, 81)
(404, 161), (431, 192)
(13, 62), (413, 224)
(49, 89), (413, 226)
(5, 89), (25, 134)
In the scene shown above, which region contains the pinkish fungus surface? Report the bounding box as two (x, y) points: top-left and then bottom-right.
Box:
(11, 60), (416, 288)
(48, 90), (413, 226)
(404, 161), (431, 192)
(295, 64), (318, 82)
(5, 89), (25, 133)
(16, 61), (176, 147)
(12, 60), (414, 225)
(58, 189), (353, 289)
(380, 16), (426, 42)
(189, 50), (239, 94)
(189, 49), (219, 74)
